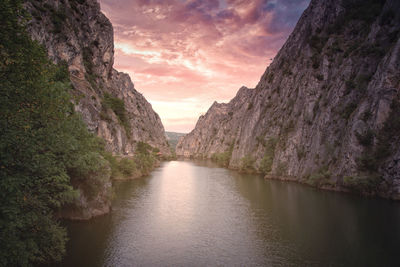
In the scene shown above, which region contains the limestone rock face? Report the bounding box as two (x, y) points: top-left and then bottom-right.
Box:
(24, 0), (170, 219)
(177, 0), (400, 199)
(25, 0), (170, 156)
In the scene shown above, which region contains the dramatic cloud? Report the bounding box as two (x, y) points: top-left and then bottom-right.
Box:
(99, 0), (310, 133)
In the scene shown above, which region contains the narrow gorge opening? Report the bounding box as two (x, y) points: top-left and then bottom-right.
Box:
(1, 0), (399, 266)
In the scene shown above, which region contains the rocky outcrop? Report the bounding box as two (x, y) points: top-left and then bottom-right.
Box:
(177, 0), (400, 199)
(24, 0), (170, 219)
(25, 0), (170, 156)
(59, 178), (112, 220)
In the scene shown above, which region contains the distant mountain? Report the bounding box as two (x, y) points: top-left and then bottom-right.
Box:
(166, 132), (186, 150)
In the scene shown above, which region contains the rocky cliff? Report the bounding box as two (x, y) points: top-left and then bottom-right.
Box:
(177, 0), (400, 199)
(23, 0), (170, 219)
(25, 0), (170, 156)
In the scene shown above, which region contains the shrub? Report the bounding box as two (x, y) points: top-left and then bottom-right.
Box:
(259, 137), (277, 174)
(134, 142), (157, 174)
(51, 8), (66, 34)
(315, 74), (324, 81)
(282, 120), (295, 135)
(99, 108), (111, 122)
(102, 93), (131, 136)
(357, 153), (379, 172)
(355, 129), (374, 147)
(259, 155), (273, 174)
(343, 174), (381, 192)
(103, 142), (158, 179)
(296, 145), (306, 159)
(240, 155), (256, 172)
(211, 143), (234, 167)
(307, 166), (331, 186)
(357, 98), (400, 173)
(135, 152), (155, 174)
(256, 136), (266, 146)
(103, 152), (121, 178)
(275, 162), (288, 176)
(136, 141), (152, 155)
(118, 158), (137, 177)
(361, 110), (372, 122)
(309, 35), (327, 53)
(211, 151), (231, 167)
(82, 47), (94, 74)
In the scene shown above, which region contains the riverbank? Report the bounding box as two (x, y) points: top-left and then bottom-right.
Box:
(181, 156), (400, 201)
(263, 174), (400, 201)
(60, 146), (167, 221)
(61, 160), (400, 267)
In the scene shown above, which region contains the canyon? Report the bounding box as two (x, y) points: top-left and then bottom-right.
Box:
(177, 0), (400, 199)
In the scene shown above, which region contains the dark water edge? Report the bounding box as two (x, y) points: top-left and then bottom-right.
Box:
(60, 160), (400, 267)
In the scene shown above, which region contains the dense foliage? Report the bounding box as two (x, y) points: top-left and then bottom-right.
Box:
(211, 143), (233, 167)
(0, 0), (109, 265)
(101, 93), (131, 136)
(259, 137), (277, 174)
(239, 155), (256, 172)
(104, 142), (158, 179)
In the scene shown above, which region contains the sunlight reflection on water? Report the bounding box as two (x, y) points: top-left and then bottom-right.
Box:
(62, 160), (400, 267)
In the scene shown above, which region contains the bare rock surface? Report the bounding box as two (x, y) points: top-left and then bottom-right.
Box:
(177, 0), (400, 199)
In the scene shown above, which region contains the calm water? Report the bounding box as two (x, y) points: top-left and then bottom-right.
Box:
(62, 160), (400, 266)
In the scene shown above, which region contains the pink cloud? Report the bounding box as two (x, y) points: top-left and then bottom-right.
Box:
(99, 0), (309, 132)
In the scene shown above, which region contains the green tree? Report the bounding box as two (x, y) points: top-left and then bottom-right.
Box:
(0, 1), (109, 265)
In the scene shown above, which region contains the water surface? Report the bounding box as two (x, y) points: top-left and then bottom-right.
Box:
(62, 160), (400, 266)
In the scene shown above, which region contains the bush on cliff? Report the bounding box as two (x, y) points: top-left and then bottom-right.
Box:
(211, 143), (234, 167)
(104, 142), (158, 179)
(211, 151), (231, 167)
(259, 137), (277, 174)
(240, 155), (256, 172)
(102, 93), (131, 136)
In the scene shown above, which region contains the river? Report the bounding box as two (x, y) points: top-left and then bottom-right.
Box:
(61, 160), (400, 266)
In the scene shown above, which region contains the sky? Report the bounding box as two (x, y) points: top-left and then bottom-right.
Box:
(99, 0), (310, 133)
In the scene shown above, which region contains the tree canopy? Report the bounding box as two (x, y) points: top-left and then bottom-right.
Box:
(0, 0), (109, 265)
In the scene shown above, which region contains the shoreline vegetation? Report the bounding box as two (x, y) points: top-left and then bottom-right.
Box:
(0, 1), (172, 265)
(204, 151), (398, 201)
(184, 156), (386, 200)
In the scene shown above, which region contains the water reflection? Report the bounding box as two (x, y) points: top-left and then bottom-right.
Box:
(62, 160), (400, 267)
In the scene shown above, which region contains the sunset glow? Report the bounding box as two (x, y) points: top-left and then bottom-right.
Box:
(99, 0), (310, 132)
